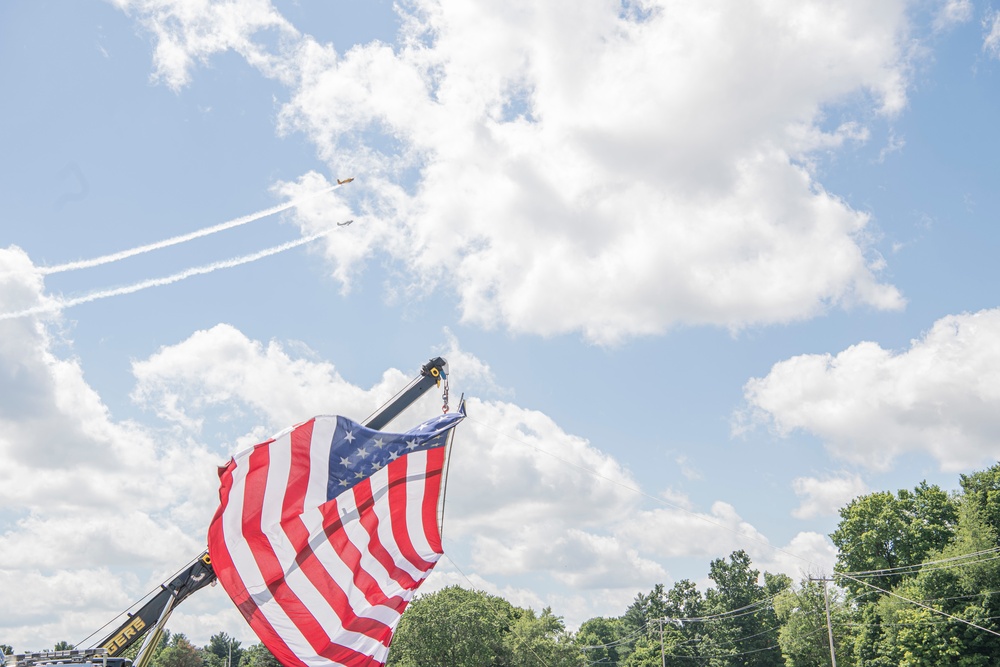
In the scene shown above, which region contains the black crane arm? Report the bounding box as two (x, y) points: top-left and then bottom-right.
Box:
(99, 553), (215, 658)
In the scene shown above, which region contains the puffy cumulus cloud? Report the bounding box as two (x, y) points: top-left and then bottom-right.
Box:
(0, 247), (226, 649)
(119, 0), (912, 343)
(132, 322), (362, 433)
(446, 399), (639, 530)
(0, 248), (214, 521)
(0, 513), (201, 571)
(754, 531), (838, 581)
(421, 566), (548, 613)
(616, 501), (837, 582)
(469, 528), (666, 589)
(617, 500), (772, 560)
(791, 473), (868, 519)
(739, 308), (1000, 471)
(129, 323), (472, 439)
(0, 567), (137, 631)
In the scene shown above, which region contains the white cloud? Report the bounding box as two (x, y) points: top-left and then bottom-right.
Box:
(616, 500), (836, 581)
(469, 528), (667, 590)
(756, 531), (838, 581)
(739, 308), (1000, 471)
(131, 322), (370, 434)
(617, 501), (771, 560)
(791, 473), (868, 519)
(111, 0), (299, 90)
(119, 0), (914, 343)
(0, 247), (224, 650)
(934, 0), (973, 31)
(985, 11), (1000, 58)
(0, 568), (138, 636)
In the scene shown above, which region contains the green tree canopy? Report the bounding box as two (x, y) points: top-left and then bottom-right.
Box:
(153, 634), (204, 667)
(505, 607), (583, 667)
(774, 580), (853, 667)
(387, 586), (518, 667)
(575, 615), (626, 666)
(702, 550), (788, 666)
(241, 644), (281, 667)
(203, 632), (242, 667)
(831, 482), (958, 597)
(960, 463), (1000, 539)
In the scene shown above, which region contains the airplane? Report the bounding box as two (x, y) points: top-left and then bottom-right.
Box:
(337, 220), (354, 227)
(337, 177), (354, 185)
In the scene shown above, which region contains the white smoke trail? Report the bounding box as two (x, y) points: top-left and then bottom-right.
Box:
(39, 183), (344, 275)
(1, 228), (339, 321)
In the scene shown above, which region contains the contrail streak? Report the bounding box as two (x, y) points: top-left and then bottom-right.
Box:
(1, 228), (338, 321)
(39, 183), (344, 275)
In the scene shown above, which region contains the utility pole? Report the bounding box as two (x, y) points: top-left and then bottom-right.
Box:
(809, 576), (837, 667)
(658, 618), (666, 667)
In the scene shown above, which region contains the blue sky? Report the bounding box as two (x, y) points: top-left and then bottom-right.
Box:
(3, 0), (1000, 652)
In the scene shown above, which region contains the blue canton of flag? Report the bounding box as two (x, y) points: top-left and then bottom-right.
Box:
(326, 410), (464, 501)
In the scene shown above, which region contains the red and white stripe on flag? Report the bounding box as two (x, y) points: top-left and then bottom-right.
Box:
(207, 412), (463, 667)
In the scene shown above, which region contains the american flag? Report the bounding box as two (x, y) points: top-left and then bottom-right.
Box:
(207, 410), (464, 667)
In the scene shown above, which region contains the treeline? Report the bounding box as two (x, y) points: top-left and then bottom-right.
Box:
(389, 462), (1000, 666)
(125, 632), (280, 667)
(5, 463), (1000, 666)
(0, 634), (280, 667)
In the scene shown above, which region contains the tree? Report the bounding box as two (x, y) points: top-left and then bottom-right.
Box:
(960, 464), (1000, 538)
(825, 466), (1000, 666)
(619, 636), (662, 667)
(661, 580), (709, 665)
(505, 607), (584, 667)
(831, 482), (958, 597)
(868, 496), (1000, 667)
(203, 633), (243, 667)
(621, 584), (668, 640)
(53, 642), (74, 651)
(1, 645), (13, 656)
(774, 580), (854, 667)
(386, 586), (517, 667)
(665, 579), (705, 620)
(241, 644), (281, 667)
(620, 579), (703, 667)
(703, 550), (788, 667)
(154, 634), (205, 667)
(575, 616), (626, 666)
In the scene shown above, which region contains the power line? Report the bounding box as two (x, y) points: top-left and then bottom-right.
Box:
(835, 572), (1000, 638)
(841, 547), (1000, 578)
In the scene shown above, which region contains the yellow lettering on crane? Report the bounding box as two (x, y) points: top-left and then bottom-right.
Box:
(103, 616), (147, 655)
